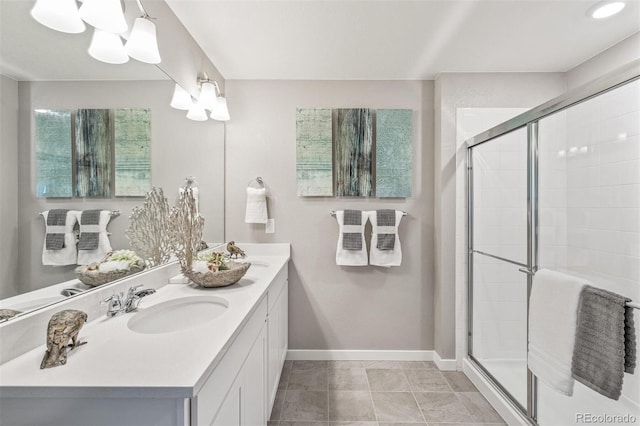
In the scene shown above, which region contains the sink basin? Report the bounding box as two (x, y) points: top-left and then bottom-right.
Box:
(127, 296), (229, 334)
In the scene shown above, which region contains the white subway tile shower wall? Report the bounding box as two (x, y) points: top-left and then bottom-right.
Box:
(537, 79), (640, 423)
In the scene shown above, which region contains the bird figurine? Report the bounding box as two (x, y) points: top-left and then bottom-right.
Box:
(40, 309), (88, 369)
(226, 241), (246, 259)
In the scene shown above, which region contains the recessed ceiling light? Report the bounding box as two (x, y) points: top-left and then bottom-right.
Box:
(589, 1), (626, 19)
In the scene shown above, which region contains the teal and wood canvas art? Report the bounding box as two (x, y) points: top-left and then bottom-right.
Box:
(115, 109), (151, 197)
(335, 108), (372, 197)
(296, 108), (333, 196)
(75, 109), (112, 197)
(376, 109), (413, 197)
(35, 109), (73, 198)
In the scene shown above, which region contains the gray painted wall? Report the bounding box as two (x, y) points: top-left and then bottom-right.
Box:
(0, 75), (20, 299)
(433, 73), (567, 358)
(225, 80), (436, 351)
(16, 80), (225, 294)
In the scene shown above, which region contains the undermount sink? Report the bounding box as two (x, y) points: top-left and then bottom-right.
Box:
(127, 296), (229, 334)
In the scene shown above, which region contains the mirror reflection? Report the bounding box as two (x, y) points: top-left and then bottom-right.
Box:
(0, 0), (225, 319)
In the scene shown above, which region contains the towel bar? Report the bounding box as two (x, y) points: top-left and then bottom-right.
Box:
(39, 210), (121, 218)
(330, 210), (407, 217)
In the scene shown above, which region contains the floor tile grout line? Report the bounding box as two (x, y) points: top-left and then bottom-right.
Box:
(363, 362), (379, 424)
(406, 369), (429, 426)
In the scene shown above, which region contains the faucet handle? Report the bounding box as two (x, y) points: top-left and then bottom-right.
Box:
(101, 292), (122, 305)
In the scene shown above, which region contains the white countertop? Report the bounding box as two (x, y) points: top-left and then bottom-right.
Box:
(0, 248), (289, 399)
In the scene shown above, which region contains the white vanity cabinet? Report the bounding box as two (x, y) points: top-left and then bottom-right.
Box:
(0, 254), (290, 426)
(192, 266), (288, 426)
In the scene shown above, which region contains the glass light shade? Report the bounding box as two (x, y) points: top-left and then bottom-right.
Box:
(170, 84), (193, 110)
(88, 29), (129, 64)
(210, 97), (230, 121)
(79, 0), (128, 34)
(124, 18), (161, 64)
(186, 105), (208, 122)
(196, 82), (218, 110)
(31, 0), (86, 34)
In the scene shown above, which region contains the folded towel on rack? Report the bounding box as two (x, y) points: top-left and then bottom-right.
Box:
(245, 187), (268, 224)
(367, 210), (404, 267)
(42, 210), (79, 266)
(528, 269), (589, 396)
(76, 210), (113, 265)
(571, 286), (636, 400)
(335, 210), (368, 266)
(376, 209), (397, 250)
(78, 210), (101, 250)
(343, 209), (363, 250)
(45, 209), (69, 250)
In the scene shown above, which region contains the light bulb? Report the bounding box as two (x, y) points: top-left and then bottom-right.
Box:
(187, 105), (208, 121)
(196, 82), (218, 111)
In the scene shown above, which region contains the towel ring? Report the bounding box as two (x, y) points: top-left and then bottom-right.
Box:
(248, 177), (266, 189)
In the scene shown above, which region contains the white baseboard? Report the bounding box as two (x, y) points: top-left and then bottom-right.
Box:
(285, 349), (459, 369)
(433, 352), (457, 371)
(286, 350), (435, 361)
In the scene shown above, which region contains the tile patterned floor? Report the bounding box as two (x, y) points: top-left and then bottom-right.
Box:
(268, 360), (506, 426)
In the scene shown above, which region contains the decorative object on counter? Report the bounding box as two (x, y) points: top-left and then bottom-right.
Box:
(190, 259), (251, 288)
(41, 209), (79, 266)
(75, 250), (145, 287)
(76, 210), (115, 265)
(40, 309), (88, 369)
(226, 241), (246, 259)
(126, 187), (172, 266)
(179, 176), (200, 214)
(0, 309), (22, 321)
(168, 180), (204, 277)
(194, 251), (228, 272)
(245, 177), (268, 224)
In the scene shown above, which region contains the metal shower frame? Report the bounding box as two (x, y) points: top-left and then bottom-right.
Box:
(465, 59), (640, 424)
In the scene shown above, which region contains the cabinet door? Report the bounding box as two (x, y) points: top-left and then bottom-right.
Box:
(211, 385), (240, 426)
(267, 295), (281, 408)
(279, 282), (288, 366)
(241, 325), (266, 426)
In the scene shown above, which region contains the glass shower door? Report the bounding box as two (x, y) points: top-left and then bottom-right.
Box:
(469, 127), (529, 411)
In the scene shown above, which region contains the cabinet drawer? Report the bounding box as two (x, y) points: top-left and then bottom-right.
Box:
(193, 297), (267, 425)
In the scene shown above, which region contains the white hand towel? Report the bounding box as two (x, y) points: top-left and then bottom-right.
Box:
(528, 269), (590, 396)
(368, 210), (404, 267)
(41, 210), (79, 266)
(335, 210), (368, 266)
(76, 210), (113, 265)
(245, 187), (268, 224)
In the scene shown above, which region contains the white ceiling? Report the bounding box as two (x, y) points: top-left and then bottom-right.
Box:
(0, 0), (168, 81)
(165, 0), (640, 80)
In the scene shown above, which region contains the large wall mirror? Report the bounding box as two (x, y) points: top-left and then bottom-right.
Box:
(0, 0), (225, 319)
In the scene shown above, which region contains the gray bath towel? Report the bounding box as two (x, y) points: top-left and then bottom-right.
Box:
(78, 210), (101, 250)
(45, 209), (69, 250)
(342, 209), (362, 250)
(376, 209), (396, 250)
(625, 305), (636, 374)
(571, 285), (636, 400)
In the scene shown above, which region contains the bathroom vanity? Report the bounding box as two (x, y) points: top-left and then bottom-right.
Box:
(0, 244), (289, 426)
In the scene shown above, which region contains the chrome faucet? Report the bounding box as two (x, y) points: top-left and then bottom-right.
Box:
(102, 285), (156, 318)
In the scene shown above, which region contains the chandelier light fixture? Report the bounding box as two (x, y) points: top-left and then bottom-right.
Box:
(30, 0), (161, 65)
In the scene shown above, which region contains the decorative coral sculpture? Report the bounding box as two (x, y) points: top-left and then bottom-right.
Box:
(126, 187), (172, 267)
(168, 182), (204, 278)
